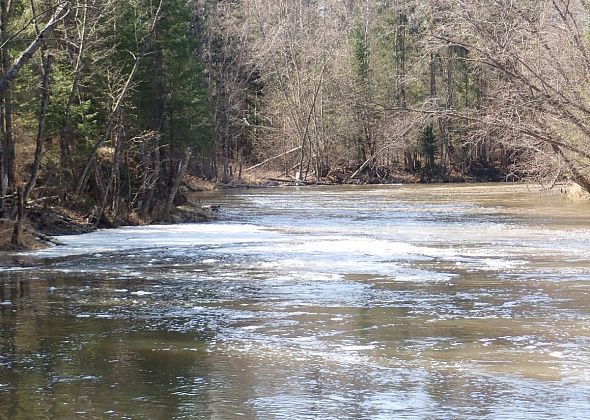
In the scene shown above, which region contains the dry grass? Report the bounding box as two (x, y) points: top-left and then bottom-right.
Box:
(0, 221), (13, 249)
(126, 211), (149, 226)
(184, 175), (218, 191)
(564, 182), (590, 201)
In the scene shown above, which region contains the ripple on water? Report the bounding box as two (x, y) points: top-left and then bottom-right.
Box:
(2, 184), (590, 418)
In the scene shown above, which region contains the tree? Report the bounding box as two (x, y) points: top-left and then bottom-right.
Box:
(0, 0), (215, 224)
(440, 0), (590, 190)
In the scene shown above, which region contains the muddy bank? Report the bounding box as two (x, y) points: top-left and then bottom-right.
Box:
(562, 182), (590, 201)
(0, 201), (219, 252)
(2, 172), (587, 252)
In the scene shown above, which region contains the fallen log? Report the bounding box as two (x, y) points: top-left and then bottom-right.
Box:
(266, 177), (308, 185)
(244, 146), (302, 172)
(22, 225), (63, 245)
(0, 217), (63, 246)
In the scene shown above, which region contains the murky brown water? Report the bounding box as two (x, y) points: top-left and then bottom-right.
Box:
(1, 184), (590, 419)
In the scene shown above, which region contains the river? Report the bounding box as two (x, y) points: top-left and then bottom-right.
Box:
(1, 184), (590, 419)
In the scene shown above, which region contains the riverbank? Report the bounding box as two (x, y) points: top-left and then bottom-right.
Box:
(0, 195), (219, 252)
(1, 170), (587, 252)
(235, 167), (590, 201)
(0, 170), (406, 252)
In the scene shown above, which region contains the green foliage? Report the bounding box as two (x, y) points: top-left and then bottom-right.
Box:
(0, 0), (220, 221)
(46, 63), (99, 141)
(351, 24), (369, 80)
(132, 0), (214, 155)
(417, 124), (437, 168)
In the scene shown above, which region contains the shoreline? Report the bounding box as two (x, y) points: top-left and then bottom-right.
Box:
(0, 199), (219, 253)
(0, 176), (587, 253)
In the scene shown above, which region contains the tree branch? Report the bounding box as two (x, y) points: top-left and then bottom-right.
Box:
(0, 2), (69, 93)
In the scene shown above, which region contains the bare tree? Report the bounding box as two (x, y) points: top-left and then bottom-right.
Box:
(439, 0), (590, 190)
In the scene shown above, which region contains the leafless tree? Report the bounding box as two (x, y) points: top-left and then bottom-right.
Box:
(439, 0), (590, 190)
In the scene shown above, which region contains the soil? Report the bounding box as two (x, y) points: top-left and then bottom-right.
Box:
(0, 188), (220, 252)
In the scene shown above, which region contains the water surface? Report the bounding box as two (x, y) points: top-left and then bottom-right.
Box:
(1, 184), (590, 419)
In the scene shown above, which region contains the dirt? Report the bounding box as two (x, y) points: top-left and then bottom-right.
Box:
(0, 220), (52, 251)
(27, 207), (94, 236)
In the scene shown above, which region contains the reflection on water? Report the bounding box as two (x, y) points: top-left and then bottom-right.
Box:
(1, 184), (590, 419)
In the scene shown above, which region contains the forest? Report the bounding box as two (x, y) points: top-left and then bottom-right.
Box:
(1, 0), (590, 242)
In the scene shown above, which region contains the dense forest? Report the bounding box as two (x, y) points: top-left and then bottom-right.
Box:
(1, 0), (590, 240)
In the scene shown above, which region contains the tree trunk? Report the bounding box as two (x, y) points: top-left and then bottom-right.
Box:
(111, 111), (124, 223)
(429, 52), (436, 99)
(23, 54), (53, 203)
(59, 0), (88, 198)
(140, 147), (161, 219)
(1, 0), (14, 188)
(439, 46), (455, 179)
(10, 186), (23, 247)
(297, 62), (326, 181)
(0, 103), (4, 211)
(1, 86), (13, 188)
(396, 11), (407, 108)
(165, 146), (192, 215)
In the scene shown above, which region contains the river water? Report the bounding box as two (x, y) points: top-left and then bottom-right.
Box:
(1, 184), (590, 419)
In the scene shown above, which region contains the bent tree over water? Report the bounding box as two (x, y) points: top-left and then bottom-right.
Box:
(1, 184), (590, 418)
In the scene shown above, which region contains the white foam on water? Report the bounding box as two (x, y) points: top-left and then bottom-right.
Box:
(130, 291), (153, 296)
(481, 258), (528, 270)
(0, 266), (31, 272)
(24, 223), (283, 258)
(339, 345), (376, 351)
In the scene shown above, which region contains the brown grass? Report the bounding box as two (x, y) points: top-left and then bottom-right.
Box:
(183, 175), (218, 191)
(563, 182), (590, 201)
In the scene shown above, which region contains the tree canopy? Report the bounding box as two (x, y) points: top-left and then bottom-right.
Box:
(1, 0), (589, 235)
